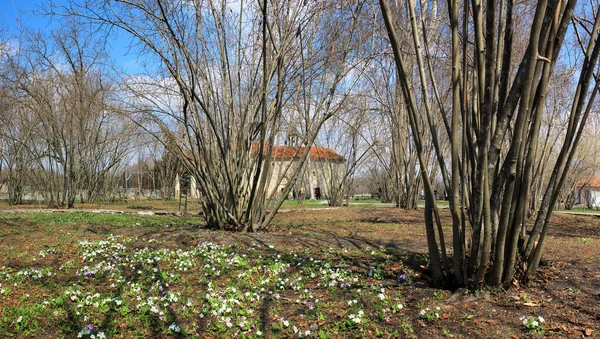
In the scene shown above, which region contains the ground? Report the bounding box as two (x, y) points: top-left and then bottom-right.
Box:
(0, 204), (598, 338)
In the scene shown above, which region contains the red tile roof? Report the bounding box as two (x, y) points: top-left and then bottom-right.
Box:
(267, 145), (345, 162)
(577, 175), (600, 188)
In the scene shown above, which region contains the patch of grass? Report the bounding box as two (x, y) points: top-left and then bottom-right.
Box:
(279, 198), (386, 208)
(0, 198), (201, 213)
(348, 199), (384, 207)
(279, 199), (330, 207)
(417, 199), (449, 207)
(560, 207), (600, 214)
(0, 212), (203, 228)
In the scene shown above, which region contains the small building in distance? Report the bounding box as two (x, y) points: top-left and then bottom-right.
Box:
(574, 175), (600, 208)
(174, 144), (346, 201)
(266, 145), (345, 200)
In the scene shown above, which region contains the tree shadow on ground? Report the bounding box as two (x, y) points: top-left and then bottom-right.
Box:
(545, 214), (600, 239)
(142, 225), (434, 289)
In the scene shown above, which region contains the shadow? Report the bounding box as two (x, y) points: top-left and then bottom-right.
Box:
(134, 222), (434, 285)
(358, 216), (424, 225)
(545, 214), (600, 239)
(154, 263), (186, 339)
(259, 293), (271, 335)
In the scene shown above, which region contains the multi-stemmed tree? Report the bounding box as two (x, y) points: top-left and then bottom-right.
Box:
(54, 0), (372, 231)
(380, 0), (600, 287)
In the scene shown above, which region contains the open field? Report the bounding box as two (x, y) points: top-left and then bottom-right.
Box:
(0, 207), (599, 338)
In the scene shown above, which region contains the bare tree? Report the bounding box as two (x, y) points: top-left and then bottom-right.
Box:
(363, 1), (448, 210)
(0, 92), (32, 205)
(53, 0), (371, 231)
(318, 98), (377, 206)
(0, 33), (35, 205)
(151, 140), (182, 201)
(2, 25), (133, 207)
(380, 0), (600, 287)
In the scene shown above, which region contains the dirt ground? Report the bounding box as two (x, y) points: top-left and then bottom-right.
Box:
(0, 207), (599, 338)
(133, 209), (600, 337)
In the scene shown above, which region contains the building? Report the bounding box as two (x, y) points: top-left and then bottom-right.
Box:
(174, 145), (346, 201)
(266, 145), (345, 200)
(574, 175), (600, 207)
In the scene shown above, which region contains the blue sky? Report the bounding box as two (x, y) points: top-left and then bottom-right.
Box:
(0, 0), (40, 30)
(0, 0), (51, 44)
(0, 0), (142, 73)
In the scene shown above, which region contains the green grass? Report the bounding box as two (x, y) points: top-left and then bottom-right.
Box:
(1, 197), (388, 213)
(559, 207), (600, 215)
(279, 198), (386, 208)
(279, 199), (330, 207)
(0, 212), (203, 228)
(416, 200), (450, 207)
(0, 198), (199, 212)
(348, 199), (384, 207)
